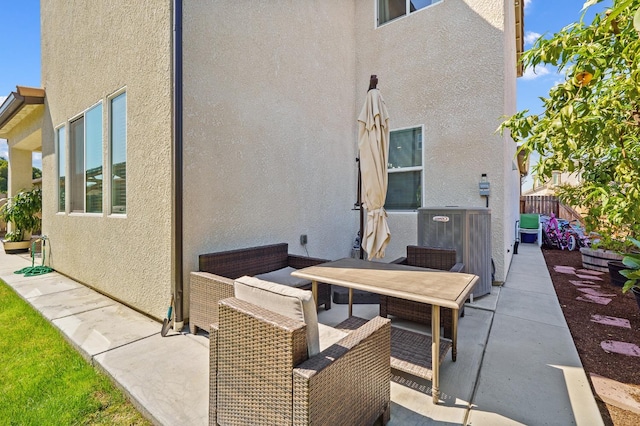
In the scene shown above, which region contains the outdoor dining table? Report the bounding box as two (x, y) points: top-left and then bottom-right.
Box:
(292, 257), (478, 404)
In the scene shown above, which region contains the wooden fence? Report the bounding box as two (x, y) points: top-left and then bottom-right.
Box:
(520, 195), (583, 224)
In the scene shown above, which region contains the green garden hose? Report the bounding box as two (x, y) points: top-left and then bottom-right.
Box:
(14, 236), (54, 277)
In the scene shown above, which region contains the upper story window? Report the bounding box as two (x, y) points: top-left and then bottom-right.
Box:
(385, 126), (423, 210)
(551, 171), (561, 187)
(377, 0), (442, 26)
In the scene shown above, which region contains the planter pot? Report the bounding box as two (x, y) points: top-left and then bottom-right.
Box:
(632, 288), (640, 311)
(580, 247), (623, 272)
(607, 260), (627, 287)
(2, 239), (31, 254)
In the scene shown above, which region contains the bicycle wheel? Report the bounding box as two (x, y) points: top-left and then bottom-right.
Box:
(567, 235), (577, 251)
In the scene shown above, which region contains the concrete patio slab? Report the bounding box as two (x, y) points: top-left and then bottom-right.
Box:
(495, 287), (567, 327)
(94, 332), (209, 426)
(386, 307), (493, 425)
(9, 273), (83, 298)
(53, 304), (160, 359)
(26, 286), (116, 320)
(501, 269), (558, 295)
(467, 313), (603, 425)
(0, 239), (605, 426)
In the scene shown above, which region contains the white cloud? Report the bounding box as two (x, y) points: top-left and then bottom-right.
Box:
(521, 65), (551, 80)
(524, 31), (542, 46)
(0, 96), (6, 105)
(524, 0), (533, 10)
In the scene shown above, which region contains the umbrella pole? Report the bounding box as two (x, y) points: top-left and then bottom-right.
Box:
(357, 158), (364, 259)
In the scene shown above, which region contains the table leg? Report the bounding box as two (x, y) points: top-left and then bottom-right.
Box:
(312, 280), (318, 306)
(348, 288), (353, 317)
(432, 304), (441, 404)
(452, 308), (458, 362)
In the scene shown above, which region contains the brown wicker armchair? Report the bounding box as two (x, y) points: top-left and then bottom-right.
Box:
(190, 243), (332, 334)
(210, 278), (391, 425)
(379, 246), (465, 340)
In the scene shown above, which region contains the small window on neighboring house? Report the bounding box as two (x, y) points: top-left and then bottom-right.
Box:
(69, 102), (103, 213)
(110, 91), (127, 214)
(377, 0), (442, 26)
(385, 126), (423, 210)
(552, 171), (561, 187)
(56, 126), (65, 212)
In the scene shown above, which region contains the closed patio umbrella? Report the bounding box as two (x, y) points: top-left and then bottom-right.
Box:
(357, 76), (390, 259)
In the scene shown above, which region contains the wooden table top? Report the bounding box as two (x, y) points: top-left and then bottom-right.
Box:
(292, 258), (478, 310)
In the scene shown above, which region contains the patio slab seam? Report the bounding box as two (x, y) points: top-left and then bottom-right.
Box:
(31, 301), (119, 320)
(77, 331), (160, 361)
(462, 303), (497, 426)
(491, 309), (569, 330)
(21, 286), (90, 300)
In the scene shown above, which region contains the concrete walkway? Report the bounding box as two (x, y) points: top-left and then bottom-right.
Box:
(0, 243), (602, 425)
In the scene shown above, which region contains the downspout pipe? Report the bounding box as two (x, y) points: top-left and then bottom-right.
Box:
(172, 0), (184, 330)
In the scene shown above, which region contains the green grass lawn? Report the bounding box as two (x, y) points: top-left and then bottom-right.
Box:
(0, 280), (151, 425)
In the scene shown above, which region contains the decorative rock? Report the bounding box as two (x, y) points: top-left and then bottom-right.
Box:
(601, 341), (640, 357)
(590, 314), (631, 329)
(577, 295), (612, 305)
(575, 274), (603, 281)
(576, 288), (616, 297)
(576, 269), (605, 275)
(569, 280), (600, 288)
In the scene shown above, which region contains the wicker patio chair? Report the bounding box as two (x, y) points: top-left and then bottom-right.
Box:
(190, 243), (331, 334)
(210, 277), (391, 425)
(379, 245), (465, 340)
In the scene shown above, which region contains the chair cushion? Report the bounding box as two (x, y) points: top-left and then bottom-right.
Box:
(234, 276), (320, 356)
(255, 266), (312, 288)
(520, 214), (540, 229)
(318, 323), (348, 352)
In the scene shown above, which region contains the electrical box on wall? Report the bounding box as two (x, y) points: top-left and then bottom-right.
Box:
(479, 174), (490, 196)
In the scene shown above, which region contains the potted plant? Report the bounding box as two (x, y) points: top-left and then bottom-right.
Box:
(620, 238), (640, 311)
(579, 233), (625, 273)
(0, 187), (42, 254)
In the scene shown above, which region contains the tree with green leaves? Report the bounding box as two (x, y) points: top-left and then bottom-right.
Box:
(501, 0), (640, 251)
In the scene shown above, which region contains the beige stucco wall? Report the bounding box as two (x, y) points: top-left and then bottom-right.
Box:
(182, 0), (360, 293)
(183, 0), (519, 290)
(354, 0), (520, 281)
(40, 0), (173, 319)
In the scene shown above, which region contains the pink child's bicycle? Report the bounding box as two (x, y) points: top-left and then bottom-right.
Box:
(542, 213), (577, 251)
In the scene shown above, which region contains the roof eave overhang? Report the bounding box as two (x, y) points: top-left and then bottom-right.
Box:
(0, 86), (46, 137)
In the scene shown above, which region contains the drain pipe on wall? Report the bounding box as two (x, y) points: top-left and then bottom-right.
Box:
(172, 0), (185, 331)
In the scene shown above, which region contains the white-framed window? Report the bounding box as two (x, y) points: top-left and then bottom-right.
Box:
(385, 126), (423, 210)
(551, 171), (561, 187)
(109, 91), (127, 215)
(377, 0), (442, 26)
(69, 102), (103, 213)
(56, 125), (66, 212)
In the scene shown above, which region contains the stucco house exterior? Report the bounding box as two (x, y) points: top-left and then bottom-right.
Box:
(1, 0), (523, 326)
(524, 171), (582, 196)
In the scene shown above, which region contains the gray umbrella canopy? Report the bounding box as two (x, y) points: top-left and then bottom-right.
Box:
(357, 87), (390, 259)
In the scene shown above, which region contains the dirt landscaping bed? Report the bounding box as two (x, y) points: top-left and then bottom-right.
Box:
(542, 248), (640, 425)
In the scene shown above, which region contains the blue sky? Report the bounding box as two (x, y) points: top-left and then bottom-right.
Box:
(0, 0), (41, 167)
(0, 0), (613, 179)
